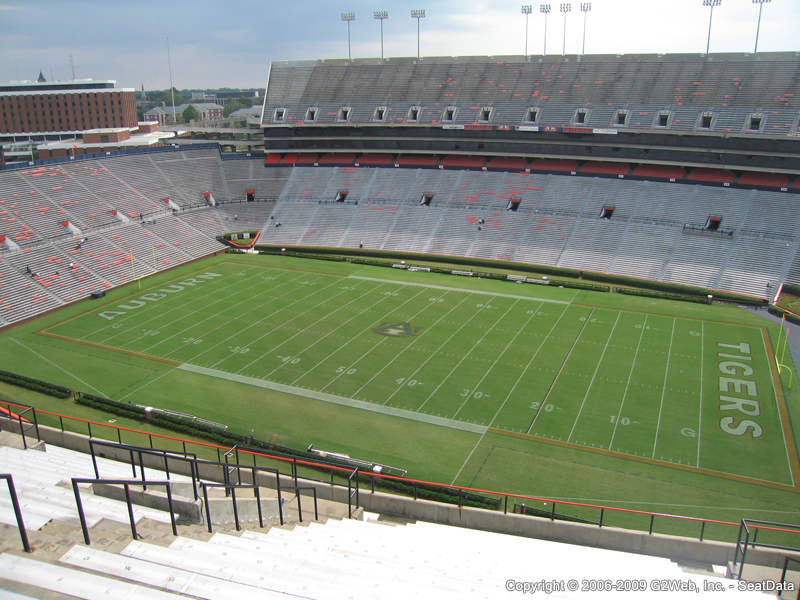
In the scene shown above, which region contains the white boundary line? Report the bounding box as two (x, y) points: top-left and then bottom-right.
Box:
(567, 311), (622, 443)
(317, 288), (433, 392)
(697, 321), (704, 468)
(261, 284), (400, 381)
(178, 363), (487, 434)
(137, 272), (302, 353)
(138, 272), (304, 353)
(452, 301), (542, 419)
(378, 295), (495, 406)
(449, 302), (556, 485)
(292, 287), (446, 386)
(8, 337), (108, 397)
(651, 318), (676, 459)
(526, 308), (595, 435)
(347, 275), (570, 304)
(235, 283), (383, 375)
(417, 298), (518, 411)
(349, 294), (470, 399)
(762, 330), (795, 487)
(186, 276), (346, 367)
(608, 315), (648, 451)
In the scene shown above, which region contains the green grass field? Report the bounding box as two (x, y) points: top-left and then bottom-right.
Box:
(2, 252), (800, 539)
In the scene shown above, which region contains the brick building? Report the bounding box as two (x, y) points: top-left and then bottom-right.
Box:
(0, 79), (137, 134)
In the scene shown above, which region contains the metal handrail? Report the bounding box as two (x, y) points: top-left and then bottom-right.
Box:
(0, 474), (30, 552)
(6, 399), (800, 543)
(70, 477), (178, 545)
(88, 439), (200, 500)
(733, 519), (800, 581)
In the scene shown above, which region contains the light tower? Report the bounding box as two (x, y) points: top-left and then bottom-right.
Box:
(752, 0), (771, 55)
(580, 2), (591, 55)
(341, 11), (355, 61)
(540, 4), (551, 55)
(702, 0), (721, 55)
(411, 9), (426, 60)
(521, 5), (533, 58)
(560, 3), (571, 56)
(374, 10), (388, 61)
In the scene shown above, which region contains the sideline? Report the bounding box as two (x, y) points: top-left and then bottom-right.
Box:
(178, 363), (488, 435)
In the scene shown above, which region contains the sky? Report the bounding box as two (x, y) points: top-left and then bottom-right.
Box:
(0, 0), (798, 90)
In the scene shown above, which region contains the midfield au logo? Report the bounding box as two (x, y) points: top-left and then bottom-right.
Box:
(371, 321), (424, 338)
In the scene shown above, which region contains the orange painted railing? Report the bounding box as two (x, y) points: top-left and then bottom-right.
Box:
(2, 398), (798, 544)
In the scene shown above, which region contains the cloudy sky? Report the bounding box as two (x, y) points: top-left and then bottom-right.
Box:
(1, 0), (797, 90)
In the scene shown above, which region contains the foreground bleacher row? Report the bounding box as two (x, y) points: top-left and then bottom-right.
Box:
(261, 166), (800, 298)
(0, 440), (776, 599)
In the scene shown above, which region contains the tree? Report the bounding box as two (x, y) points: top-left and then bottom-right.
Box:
(182, 105), (199, 122)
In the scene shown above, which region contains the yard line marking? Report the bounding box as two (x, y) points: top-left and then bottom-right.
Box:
(608, 315), (648, 451)
(567, 311), (622, 443)
(416, 298), (517, 412)
(379, 296), (492, 406)
(318, 288), (432, 392)
(762, 327), (800, 488)
(651, 318), (676, 459)
(86, 269), (239, 343)
(526, 308), (595, 435)
(350, 293), (470, 399)
(452, 300), (536, 419)
(449, 302), (548, 485)
(262, 285), (403, 381)
(696, 321), (704, 468)
(178, 363), (487, 434)
(347, 275), (570, 304)
(252, 284), (393, 379)
(169, 274), (329, 362)
(8, 337), (108, 397)
(137, 272), (304, 352)
(291, 287), (443, 386)
(232, 282), (366, 373)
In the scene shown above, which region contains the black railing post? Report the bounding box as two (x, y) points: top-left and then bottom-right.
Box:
(649, 514), (655, 535)
(117, 428), (122, 444)
(551, 501), (556, 521)
(231, 486), (240, 531)
(312, 488), (318, 521)
(276, 473), (284, 526)
(203, 484), (213, 533)
(87, 421), (92, 439)
(296, 488), (303, 523)
(59, 415), (64, 432)
(599, 508), (604, 528)
(124, 483), (138, 540)
(90, 443), (100, 479)
(504, 495), (508, 514)
(699, 521), (706, 542)
(2, 475), (31, 552)
(165, 483), (178, 536)
(72, 479), (90, 545)
(255, 485), (264, 528)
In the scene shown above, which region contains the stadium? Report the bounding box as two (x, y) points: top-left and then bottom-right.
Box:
(1, 10), (800, 598)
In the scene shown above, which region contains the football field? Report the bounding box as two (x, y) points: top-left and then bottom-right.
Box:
(38, 257), (800, 492)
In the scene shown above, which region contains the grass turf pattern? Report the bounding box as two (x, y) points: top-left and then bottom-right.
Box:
(39, 256), (796, 489)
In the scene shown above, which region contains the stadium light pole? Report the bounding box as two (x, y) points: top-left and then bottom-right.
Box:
(703, 0), (721, 55)
(411, 9), (426, 60)
(521, 5), (532, 58)
(374, 10), (388, 61)
(341, 11), (355, 61)
(753, 0), (771, 55)
(540, 4), (551, 55)
(580, 2), (591, 55)
(560, 3), (571, 56)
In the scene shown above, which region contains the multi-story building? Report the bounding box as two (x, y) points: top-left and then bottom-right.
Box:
(0, 79), (137, 134)
(0, 77), (174, 162)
